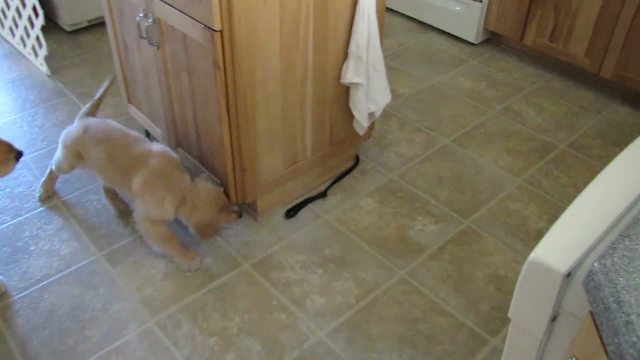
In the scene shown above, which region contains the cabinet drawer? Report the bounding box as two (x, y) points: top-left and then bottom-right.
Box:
(160, 0), (220, 30)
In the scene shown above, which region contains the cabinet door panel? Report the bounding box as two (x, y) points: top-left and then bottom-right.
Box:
(154, 0), (237, 200)
(523, 0), (625, 72)
(485, 0), (532, 40)
(222, 0), (384, 201)
(103, 0), (169, 140)
(601, 0), (640, 91)
(160, 0), (220, 30)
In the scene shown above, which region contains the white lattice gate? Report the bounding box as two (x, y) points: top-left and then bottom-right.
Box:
(0, 0), (49, 75)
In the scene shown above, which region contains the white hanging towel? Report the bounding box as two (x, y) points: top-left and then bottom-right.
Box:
(341, 0), (392, 135)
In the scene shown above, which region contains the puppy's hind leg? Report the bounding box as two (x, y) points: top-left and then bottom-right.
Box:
(103, 186), (131, 217)
(38, 146), (78, 202)
(134, 212), (201, 271)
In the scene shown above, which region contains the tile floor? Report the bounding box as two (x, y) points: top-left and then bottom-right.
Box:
(0, 10), (638, 360)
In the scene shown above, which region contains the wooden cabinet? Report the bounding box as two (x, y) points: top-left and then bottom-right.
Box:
(486, 0), (640, 90)
(523, 0), (625, 73)
(565, 312), (609, 360)
(485, 0), (531, 40)
(104, 0), (171, 141)
(103, 0), (386, 215)
(601, 0), (640, 89)
(153, 0), (237, 200)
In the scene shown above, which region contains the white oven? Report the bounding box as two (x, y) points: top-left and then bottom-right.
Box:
(387, 0), (490, 44)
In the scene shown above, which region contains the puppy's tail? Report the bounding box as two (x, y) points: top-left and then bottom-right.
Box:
(76, 75), (115, 121)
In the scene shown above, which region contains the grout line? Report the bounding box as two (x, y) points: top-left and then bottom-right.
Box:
(21, 145), (57, 162)
(86, 323), (154, 360)
(385, 38), (493, 106)
(57, 81), (83, 106)
(0, 90), (72, 126)
(215, 220), (352, 360)
(0, 199), (58, 232)
(326, 214), (493, 341)
(151, 324), (186, 360)
(0, 255), (97, 306)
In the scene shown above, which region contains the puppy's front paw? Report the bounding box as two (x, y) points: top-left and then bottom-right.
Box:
(177, 252), (202, 271)
(38, 187), (55, 202)
(0, 277), (6, 295)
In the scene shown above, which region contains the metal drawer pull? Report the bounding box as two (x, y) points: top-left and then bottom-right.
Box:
(144, 14), (159, 49)
(136, 9), (147, 40)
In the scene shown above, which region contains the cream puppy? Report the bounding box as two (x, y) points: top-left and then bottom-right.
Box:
(39, 77), (240, 269)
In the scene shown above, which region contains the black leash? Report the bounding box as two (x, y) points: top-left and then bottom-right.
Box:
(285, 155), (361, 219)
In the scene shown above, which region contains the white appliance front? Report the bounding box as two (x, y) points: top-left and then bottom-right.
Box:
(387, 0), (490, 44)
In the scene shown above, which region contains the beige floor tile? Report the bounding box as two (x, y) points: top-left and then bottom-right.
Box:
(484, 346), (504, 360)
(51, 45), (116, 97)
(360, 112), (441, 172)
(328, 279), (487, 360)
(0, 162), (46, 226)
(473, 185), (564, 256)
(295, 341), (343, 360)
(219, 216), (281, 261)
(385, 10), (434, 36)
(0, 98), (80, 154)
(95, 328), (177, 360)
(220, 206), (319, 262)
(387, 64), (431, 100)
(383, 25), (422, 54)
(336, 180), (462, 269)
(600, 103), (640, 134)
(386, 41), (469, 79)
(75, 86), (129, 120)
(399, 145), (514, 219)
(262, 204), (322, 240)
(568, 119), (639, 167)
(409, 227), (524, 336)
(453, 115), (557, 176)
(0, 46), (41, 82)
(105, 236), (240, 316)
(536, 77), (612, 114)
(390, 84), (489, 138)
(498, 90), (593, 143)
(526, 150), (602, 205)
(44, 24), (109, 68)
(0, 329), (17, 360)
(157, 270), (311, 360)
(27, 147), (98, 200)
(312, 159), (387, 215)
(478, 49), (549, 84)
(442, 64), (528, 111)
(425, 30), (493, 60)
(0, 205), (94, 297)
(0, 73), (68, 123)
(254, 222), (394, 329)
(0, 259), (147, 360)
(61, 186), (137, 252)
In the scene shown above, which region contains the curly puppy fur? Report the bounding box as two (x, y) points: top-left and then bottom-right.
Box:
(0, 138), (23, 293)
(38, 77), (240, 270)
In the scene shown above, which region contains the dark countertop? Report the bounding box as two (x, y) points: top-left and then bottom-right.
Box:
(584, 213), (640, 360)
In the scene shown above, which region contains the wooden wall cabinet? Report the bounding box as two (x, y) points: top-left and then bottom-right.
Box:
(103, 0), (386, 214)
(601, 0), (640, 89)
(486, 0), (640, 91)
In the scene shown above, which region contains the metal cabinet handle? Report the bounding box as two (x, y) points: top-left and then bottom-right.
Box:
(136, 9), (147, 40)
(144, 13), (160, 49)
